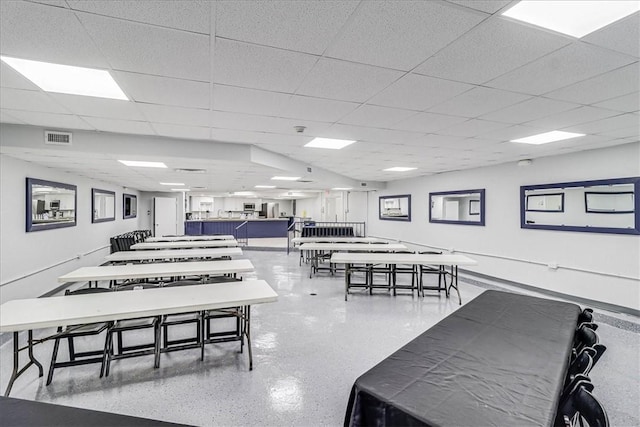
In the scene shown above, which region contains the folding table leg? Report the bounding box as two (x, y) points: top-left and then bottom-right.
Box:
(4, 330), (43, 397)
(244, 306), (253, 371)
(344, 263), (351, 301)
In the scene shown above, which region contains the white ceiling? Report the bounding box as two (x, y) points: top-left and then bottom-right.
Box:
(0, 0), (638, 193)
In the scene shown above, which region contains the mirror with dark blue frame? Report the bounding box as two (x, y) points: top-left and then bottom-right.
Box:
(123, 193), (137, 219)
(521, 177), (639, 235)
(379, 194), (411, 221)
(430, 189), (485, 226)
(92, 188), (116, 223)
(26, 178), (77, 232)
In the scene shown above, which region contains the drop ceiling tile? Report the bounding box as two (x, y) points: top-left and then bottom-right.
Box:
(321, 123), (424, 145)
(211, 111), (332, 135)
(0, 1), (108, 68)
(139, 104), (210, 126)
(325, 1), (484, 70)
(0, 63), (40, 91)
(437, 119), (509, 137)
(49, 93), (146, 121)
(213, 38), (317, 93)
(368, 73), (473, 111)
(79, 12), (210, 81)
(114, 71), (210, 109)
(563, 113), (640, 135)
(216, 1), (357, 55)
(68, 0), (211, 34)
(80, 116), (155, 135)
(593, 92), (640, 113)
(596, 126), (640, 139)
(152, 123), (211, 140)
(253, 132), (313, 146)
(29, 1), (69, 7)
(445, 0), (511, 14)
(0, 109), (25, 124)
(544, 63), (639, 105)
(428, 87), (531, 118)
(338, 105), (416, 128)
(210, 128), (259, 144)
(415, 18), (570, 85)
(525, 106), (621, 129)
(6, 110), (94, 130)
(296, 58), (403, 103)
(582, 12), (640, 58)
(212, 85), (291, 116)
(0, 88), (69, 114)
(487, 42), (636, 96)
(402, 134), (469, 148)
(279, 95), (359, 123)
(388, 112), (468, 133)
(476, 124), (548, 143)
(479, 97), (577, 124)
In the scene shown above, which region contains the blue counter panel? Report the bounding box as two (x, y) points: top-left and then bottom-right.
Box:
(187, 220), (288, 238)
(184, 221), (202, 235)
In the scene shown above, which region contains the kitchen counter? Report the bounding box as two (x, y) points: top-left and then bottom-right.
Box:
(186, 218), (287, 222)
(186, 218), (292, 238)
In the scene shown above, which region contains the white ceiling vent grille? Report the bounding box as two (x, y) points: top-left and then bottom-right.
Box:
(45, 130), (72, 146)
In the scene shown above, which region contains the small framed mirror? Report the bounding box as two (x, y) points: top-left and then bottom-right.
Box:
(26, 178), (77, 232)
(430, 189), (485, 226)
(92, 189), (116, 223)
(379, 195), (411, 221)
(123, 193), (137, 219)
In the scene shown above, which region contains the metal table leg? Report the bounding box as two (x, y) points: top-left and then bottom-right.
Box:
(446, 266), (462, 305)
(345, 263), (351, 301)
(244, 306), (253, 370)
(4, 330), (44, 397)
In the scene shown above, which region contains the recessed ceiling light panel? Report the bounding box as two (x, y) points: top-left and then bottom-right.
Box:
(255, 185), (276, 189)
(171, 188), (190, 192)
(271, 176), (301, 181)
(304, 137), (356, 150)
(332, 187), (353, 190)
(383, 167), (417, 172)
(1, 56), (128, 100)
(511, 130), (585, 145)
(119, 160), (167, 168)
(502, 1), (640, 38)
(160, 182), (184, 186)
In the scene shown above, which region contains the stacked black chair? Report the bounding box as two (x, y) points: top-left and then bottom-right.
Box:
(573, 323), (607, 365)
(555, 379), (609, 427)
(418, 251), (448, 297)
(390, 251), (418, 296)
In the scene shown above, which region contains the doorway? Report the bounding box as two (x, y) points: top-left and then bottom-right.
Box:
(154, 197), (177, 236)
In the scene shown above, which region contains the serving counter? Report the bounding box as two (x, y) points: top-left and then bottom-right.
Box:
(185, 218), (290, 238)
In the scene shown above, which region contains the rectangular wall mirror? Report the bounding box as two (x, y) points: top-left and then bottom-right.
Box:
(379, 194), (411, 221)
(430, 189), (485, 226)
(92, 189), (116, 223)
(123, 193), (137, 219)
(521, 177), (639, 235)
(26, 178), (77, 232)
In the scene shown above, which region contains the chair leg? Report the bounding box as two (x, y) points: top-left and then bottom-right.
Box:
(67, 337), (76, 362)
(154, 320), (161, 369)
(104, 331), (114, 377)
(100, 330), (111, 378)
(46, 336), (61, 385)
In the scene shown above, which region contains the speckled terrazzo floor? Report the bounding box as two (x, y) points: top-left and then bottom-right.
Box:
(1, 250), (638, 426)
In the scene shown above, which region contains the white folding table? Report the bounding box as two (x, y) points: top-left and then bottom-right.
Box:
(105, 247), (243, 263)
(131, 240), (239, 250)
(59, 259), (254, 284)
(145, 235), (235, 242)
(0, 280), (278, 396)
(298, 243), (408, 278)
(330, 252), (477, 302)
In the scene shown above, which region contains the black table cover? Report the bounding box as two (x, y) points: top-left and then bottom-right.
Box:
(0, 396), (192, 426)
(345, 290), (581, 427)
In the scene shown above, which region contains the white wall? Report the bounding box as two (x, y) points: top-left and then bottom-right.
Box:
(138, 192), (185, 235)
(295, 195), (322, 220)
(346, 191), (369, 223)
(0, 154), (144, 302)
(367, 143), (640, 312)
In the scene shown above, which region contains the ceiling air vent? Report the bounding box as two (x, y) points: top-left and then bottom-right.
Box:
(45, 130), (72, 146)
(174, 168), (207, 174)
(298, 179), (313, 183)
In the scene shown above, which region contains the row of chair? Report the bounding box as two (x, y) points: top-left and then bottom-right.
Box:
(109, 230), (151, 253)
(47, 276), (242, 385)
(554, 309), (609, 426)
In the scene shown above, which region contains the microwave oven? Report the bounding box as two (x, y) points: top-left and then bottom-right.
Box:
(243, 203), (255, 211)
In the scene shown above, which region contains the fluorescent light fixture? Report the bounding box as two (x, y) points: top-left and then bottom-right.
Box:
(383, 167), (417, 172)
(271, 176), (301, 181)
(119, 160), (167, 168)
(332, 187), (352, 191)
(511, 130), (585, 145)
(160, 182), (184, 186)
(0, 56), (128, 100)
(171, 188), (190, 192)
(255, 185), (276, 189)
(233, 191), (255, 196)
(304, 137), (356, 150)
(501, 1), (640, 38)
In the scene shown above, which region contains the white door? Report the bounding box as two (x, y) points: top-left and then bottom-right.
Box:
(154, 197), (177, 237)
(444, 200), (459, 220)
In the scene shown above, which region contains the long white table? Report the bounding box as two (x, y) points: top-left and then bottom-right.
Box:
(145, 235), (235, 242)
(330, 252), (477, 302)
(0, 280), (278, 396)
(291, 237), (385, 244)
(59, 259), (254, 284)
(105, 247), (243, 263)
(299, 243), (408, 278)
(131, 240), (239, 250)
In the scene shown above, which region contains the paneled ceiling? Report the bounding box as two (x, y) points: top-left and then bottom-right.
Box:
(0, 0), (638, 192)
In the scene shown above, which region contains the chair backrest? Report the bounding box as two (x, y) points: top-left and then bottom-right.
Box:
(116, 283), (160, 291)
(574, 324), (600, 353)
(558, 383), (609, 427)
(577, 308), (594, 325)
(419, 251), (443, 255)
(162, 279), (204, 288)
(567, 350), (594, 379)
(65, 287), (111, 296)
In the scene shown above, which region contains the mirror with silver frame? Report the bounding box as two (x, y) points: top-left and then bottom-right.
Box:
(379, 194), (411, 221)
(26, 178), (77, 232)
(92, 188), (116, 223)
(430, 189), (485, 226)
(521, 177), (639, 235)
